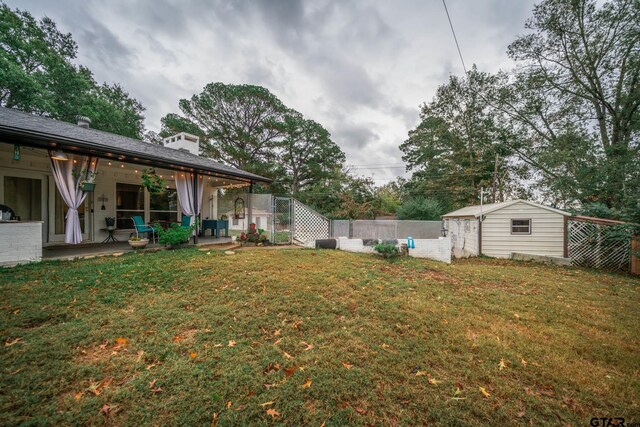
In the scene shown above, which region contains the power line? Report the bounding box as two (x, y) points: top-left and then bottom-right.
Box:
(442, 0), (468, 75)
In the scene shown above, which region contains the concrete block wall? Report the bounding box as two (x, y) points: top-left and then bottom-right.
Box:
(405, 237), (451, 264)
(0, 222), (43, 266)
(336, 236), (452, 263)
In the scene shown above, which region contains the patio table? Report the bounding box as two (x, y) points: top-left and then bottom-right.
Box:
(202, 219), (229, 238)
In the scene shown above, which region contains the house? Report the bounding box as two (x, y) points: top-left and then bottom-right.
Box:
(443, 199), (570, 259)
(0, 107), (271, 265)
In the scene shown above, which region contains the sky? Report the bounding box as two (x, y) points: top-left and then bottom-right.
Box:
(8, 0), (537, 184)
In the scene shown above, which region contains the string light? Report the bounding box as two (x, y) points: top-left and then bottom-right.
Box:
(108, 162), (112, 166)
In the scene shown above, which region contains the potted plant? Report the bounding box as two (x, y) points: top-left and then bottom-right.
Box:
(141, 168), (166, 195)
(73, 169), (98, 192)
(128, 236), (149, 249)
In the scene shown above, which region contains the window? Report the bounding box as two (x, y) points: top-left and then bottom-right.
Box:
(4, 176), (41, 221)
(255, 217), (261, 228)
(511, 219), (531, 234)
(232, 217), (239, 226)
(116, 183), (144, 229)
(149, 188), (178, 224)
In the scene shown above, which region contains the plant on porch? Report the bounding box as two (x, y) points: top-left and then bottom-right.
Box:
(154, 222), (195, 248)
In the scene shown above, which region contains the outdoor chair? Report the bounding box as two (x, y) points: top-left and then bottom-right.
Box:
(180, 215), (192, 230)
(132, 215), (156, 243)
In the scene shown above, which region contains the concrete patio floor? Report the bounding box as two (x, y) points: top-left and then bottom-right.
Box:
(42, 236), (234, 261)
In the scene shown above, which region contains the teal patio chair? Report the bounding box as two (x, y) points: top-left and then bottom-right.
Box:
(132, 215), (156, 243)
(180, 215), (192, 230)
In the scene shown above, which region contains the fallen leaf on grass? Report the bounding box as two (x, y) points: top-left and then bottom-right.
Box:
(499, 358), (507, 370)
(274, 338), (282, 345)
(273, 329), (281, 336)
(99, 403), (113, 416)
(521, 358), (527, 367)
(214, 343), (223, 348)
(264, 383), (278, 390)
(283, 351), (293, 359)
(149, 379), (158, 389)
(266, 408), (280, 419)
(226, 401), (232, 408)
(342, 362), (353, 370)
(517, 409), (526, 418)
(354, 407), (367, 415)
(211, 413), (219, 427)
(302, 378), (312, 388)
(228, 341), (236, 347)
(284, 366), (297, 378)
(259, 401), (275, 407)
(300, 341), (314, 351)
(190, 352), (198, 359)
(74, 391), (83, 400)
(4, 337), (22, 347)
(428, 375), (441, 385)
(479, 387), (491, 398)
(115, 337), (128, 347)
(415, 371), (428, 377)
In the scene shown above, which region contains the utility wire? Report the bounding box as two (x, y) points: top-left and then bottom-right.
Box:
(442, 0), (468, 75)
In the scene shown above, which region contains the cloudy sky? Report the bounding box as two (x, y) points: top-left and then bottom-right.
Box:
(10, 0), (537, 184)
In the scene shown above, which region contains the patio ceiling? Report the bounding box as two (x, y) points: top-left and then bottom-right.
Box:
(0, 107), (271, 185)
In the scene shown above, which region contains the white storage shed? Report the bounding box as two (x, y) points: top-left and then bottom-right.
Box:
(443, 200), (570, 259)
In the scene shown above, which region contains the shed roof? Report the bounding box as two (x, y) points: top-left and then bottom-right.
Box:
(0, 107), (271, 184)
(442, 199), (570, 218)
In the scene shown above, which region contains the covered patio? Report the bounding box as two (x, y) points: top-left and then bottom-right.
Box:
(0, 107), (271, 266)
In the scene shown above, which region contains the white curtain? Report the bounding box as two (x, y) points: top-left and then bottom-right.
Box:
(175, 173), (203, 227)
(49, 153), (99, 244)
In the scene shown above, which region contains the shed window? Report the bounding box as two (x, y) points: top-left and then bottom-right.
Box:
(511, 219), (531, 234)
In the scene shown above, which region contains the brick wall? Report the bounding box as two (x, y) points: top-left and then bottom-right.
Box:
(0, 222), (43, 266)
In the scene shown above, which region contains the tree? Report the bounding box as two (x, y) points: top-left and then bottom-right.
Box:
(505, 0), (640, 210)
(396, 197), (445, 221)
(0, 4), (146, 139)
(162, 83), (288, 171)
(400, 67), (524, 210)
(278, 111), (345, 195)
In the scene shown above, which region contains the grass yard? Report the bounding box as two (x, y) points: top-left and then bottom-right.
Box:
(1, 248), (639, 426)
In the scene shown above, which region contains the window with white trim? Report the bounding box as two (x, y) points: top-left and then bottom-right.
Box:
(511, 219), (531, 234)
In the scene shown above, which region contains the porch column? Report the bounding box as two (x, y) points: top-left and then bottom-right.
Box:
(192, 172), (198, 244)
(247, 182), (253, 227)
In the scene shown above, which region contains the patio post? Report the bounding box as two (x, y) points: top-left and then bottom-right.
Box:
(247, 182), (253, 227)
(193, 172), (198, 244)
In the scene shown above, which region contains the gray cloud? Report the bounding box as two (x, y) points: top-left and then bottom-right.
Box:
(9, 0), (537, 184)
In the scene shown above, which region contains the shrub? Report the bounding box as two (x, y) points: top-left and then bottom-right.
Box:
(396, 197), (445, 220)
(374, 242), (400, 258)
(155, 223), (193, 247)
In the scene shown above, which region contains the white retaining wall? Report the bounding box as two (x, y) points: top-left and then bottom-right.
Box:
(0, 221), (43, 266)
(336, 236), (451, 264)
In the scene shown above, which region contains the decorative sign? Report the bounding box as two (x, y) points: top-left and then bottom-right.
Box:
(13, 145), (20, 160)
(234, 197), (245, 219)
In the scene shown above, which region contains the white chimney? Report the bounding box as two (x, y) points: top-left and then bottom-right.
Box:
(76, 115), (91, 128)
(163, 132), (200, 156)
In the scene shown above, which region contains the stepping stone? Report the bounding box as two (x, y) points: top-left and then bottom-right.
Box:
(224, 251), (236, 255)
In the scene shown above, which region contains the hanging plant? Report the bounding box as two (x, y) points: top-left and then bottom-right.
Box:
(72, 168), (98, 192)
(141, 168), (166, 194)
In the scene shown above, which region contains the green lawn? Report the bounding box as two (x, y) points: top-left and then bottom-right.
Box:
(1, 248), (638, 426)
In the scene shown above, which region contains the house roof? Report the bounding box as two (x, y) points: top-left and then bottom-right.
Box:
(0, 107), (271, 184)
(442, 199), (570, 218)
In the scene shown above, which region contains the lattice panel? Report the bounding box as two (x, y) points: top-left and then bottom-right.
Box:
(273, 197), (292, 245)
(293, 199), (329, 243)
(568, 220), (630, 272)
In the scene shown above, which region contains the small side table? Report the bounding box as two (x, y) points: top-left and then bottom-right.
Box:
(101, 226), (119, 243)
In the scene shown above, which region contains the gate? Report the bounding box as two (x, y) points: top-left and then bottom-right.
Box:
(273, 197), (292, 245)
(568, 217), (632, 273)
